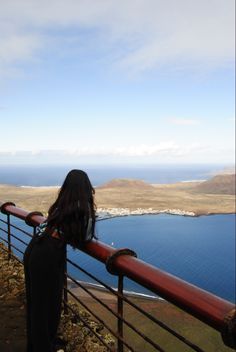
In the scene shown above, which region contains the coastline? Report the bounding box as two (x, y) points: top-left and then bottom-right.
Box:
(97, 208), (236, 218)
(20, 185), (60, 189)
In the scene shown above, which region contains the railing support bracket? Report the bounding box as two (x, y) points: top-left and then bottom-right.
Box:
(106, 248), (137, 275)
(0, 202), (16, 214)
(25, 211), (44, 227)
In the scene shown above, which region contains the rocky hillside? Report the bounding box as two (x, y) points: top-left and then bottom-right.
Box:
(193, 174), (235, 195)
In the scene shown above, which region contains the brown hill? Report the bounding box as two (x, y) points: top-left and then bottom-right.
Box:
(97, 178), (154, 190)
(193, 174), (235, 195)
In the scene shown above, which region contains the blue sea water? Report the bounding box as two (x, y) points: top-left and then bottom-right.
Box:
(0, 163), (228, 186)
(96, 214), (235, 303)
(0, 214), (235, 303)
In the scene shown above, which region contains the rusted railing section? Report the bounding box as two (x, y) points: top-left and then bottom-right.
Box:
(0, 201), (235, 351)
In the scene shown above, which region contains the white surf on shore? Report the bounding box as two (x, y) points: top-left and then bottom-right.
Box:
(68, 278), (163, 301)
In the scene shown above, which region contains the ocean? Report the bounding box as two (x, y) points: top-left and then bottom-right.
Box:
(95, 214), (235, 303)
(0, 163), (228, 186)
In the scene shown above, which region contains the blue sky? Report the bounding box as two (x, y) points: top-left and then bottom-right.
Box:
(0, 0), (235, 165)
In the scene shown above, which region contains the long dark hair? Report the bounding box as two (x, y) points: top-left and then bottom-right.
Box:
(46, 169), (96, 248)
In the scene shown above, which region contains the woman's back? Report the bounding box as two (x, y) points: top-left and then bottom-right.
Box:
(23, 169), (96, 352)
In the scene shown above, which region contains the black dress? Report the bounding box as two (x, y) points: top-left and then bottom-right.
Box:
(23, 224), (66, 352)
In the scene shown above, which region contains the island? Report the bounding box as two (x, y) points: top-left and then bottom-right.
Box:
(0, 174), (235, 217)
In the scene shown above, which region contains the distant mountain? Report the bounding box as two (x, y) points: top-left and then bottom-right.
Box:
(97, 178), (154, 189)
(217, 166), (235, 175)
(193, 174), (235, 195)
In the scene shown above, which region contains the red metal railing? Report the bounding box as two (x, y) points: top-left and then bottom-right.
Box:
(0, 201), (235, 351)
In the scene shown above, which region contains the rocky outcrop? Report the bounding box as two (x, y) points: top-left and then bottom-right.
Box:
(58, 302), (114, 352)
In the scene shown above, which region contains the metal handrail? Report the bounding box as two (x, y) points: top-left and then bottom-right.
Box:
(0, 201), (235, 350)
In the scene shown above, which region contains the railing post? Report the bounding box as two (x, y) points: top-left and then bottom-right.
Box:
(117, 275), (124, 352)
(7, 214), (11, 260)
(0, 202), (15, 260)
(64, 247), (68, 314)
(106, 248), (137, 352)
(221, 308), (236, 349)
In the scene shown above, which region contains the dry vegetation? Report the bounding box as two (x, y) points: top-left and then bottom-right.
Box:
(0, 185), (58, 215)
(0, 174), (235, 216)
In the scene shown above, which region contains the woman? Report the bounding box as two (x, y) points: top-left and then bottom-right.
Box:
(23, 169), (96, 352)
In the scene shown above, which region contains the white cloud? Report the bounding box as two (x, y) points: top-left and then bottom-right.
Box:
(114, 142), (180, 156)
(0, 142), (234, 164)
(0, 142), (220, 158)
(0, 0), (234, 77)
(169, 118), (200, 126)
(0, 33), (43, 64)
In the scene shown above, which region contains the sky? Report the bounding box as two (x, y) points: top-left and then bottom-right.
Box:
(0, 0), (235, 165)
